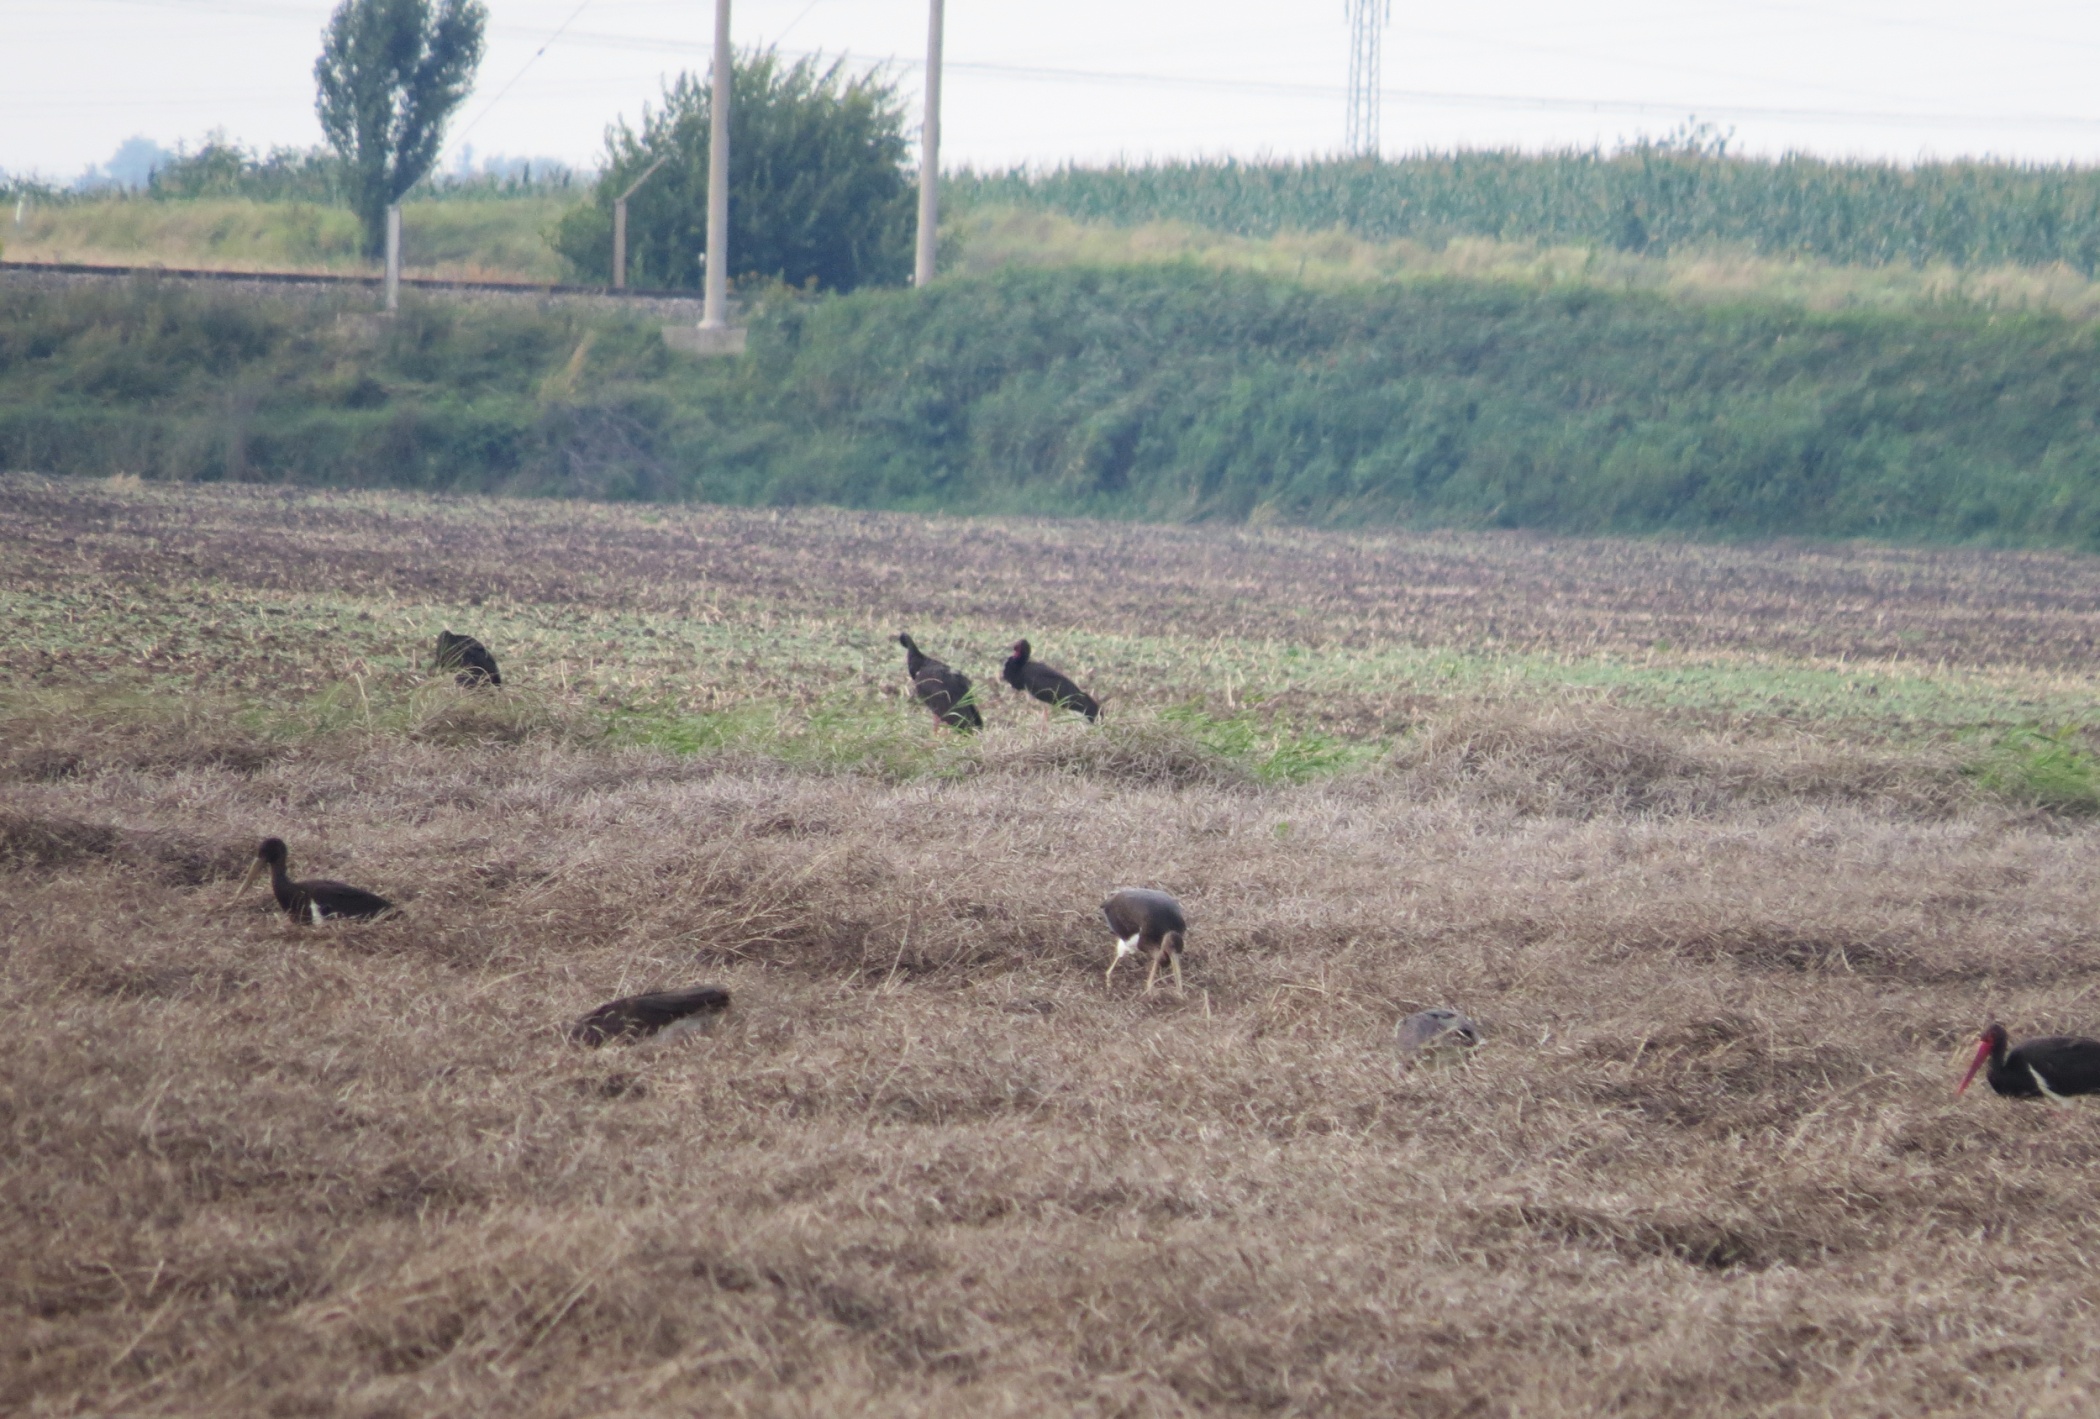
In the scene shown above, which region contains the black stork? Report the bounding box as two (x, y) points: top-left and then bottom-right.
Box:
(570, 985), (731, 1046)
(1395, 1008), (1483, 1067)
(434, 629), (502, 687)
(238, 837), (394, 924)
(1002, 640), (1100, 722)
(1956, 1023), (2100, 1104)
(1102, 888), (1187, 994)
(897, 633), (982, 731)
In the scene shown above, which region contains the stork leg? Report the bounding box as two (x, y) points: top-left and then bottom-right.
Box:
(1142, 950), (1161, 994)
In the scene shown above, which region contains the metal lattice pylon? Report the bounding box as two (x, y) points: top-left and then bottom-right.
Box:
(1345, 0), (1392, 158)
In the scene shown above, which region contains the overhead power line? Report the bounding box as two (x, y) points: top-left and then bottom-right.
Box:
(38, 0), (2100, 138)
(453, 0), (598, 146)
(430, 25), (2100, 135)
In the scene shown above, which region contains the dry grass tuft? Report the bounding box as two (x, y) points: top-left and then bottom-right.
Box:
(1390, 703), (1970, 817)
(0, 806), (245, 885)
(402, 684), (587, 749)
(0, 691), (280, 780)
(976, 715), (1251, 789)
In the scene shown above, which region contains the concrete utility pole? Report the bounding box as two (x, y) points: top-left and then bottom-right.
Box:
(702, 0), (732, 328)
(663, 0), (746, 354)
(914, 0), (944, 287)
(383, 203), (401, 311)
(612, 155), (669, 290)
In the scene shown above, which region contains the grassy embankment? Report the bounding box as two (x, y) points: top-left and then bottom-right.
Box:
(11, 478), (2100, 1413)
(952, 206), (2100, 322)
(10, 265), (2100, 547)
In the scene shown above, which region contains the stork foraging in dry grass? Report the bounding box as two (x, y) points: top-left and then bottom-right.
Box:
(434, 629), (502, 687)
(1957, 1023), (2100, 1104)
(1002, 639), (1099, 722)
(570, 986), (731, 1046)
(238, 837), (394, 924)
(1102, 888), (1187, 994)
(1395, 1008), (1483, 1067)
(897, 633), (982, 731)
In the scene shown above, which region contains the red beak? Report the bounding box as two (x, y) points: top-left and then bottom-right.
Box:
(1956, 1036), (1994, 1096)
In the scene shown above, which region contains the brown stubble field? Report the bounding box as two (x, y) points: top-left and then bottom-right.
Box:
(7, 474), (2100, 1416)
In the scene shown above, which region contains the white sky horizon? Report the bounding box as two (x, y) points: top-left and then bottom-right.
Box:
(10, 1), (2100, 185)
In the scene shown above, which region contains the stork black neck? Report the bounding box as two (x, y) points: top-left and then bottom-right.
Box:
(1980, 1026), (2035, 1098)
(267, 858), (298, 912)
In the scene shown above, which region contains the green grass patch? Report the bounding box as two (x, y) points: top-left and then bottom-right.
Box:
(601, 694), (955, 779)
(1968, 726), (2100, 813)
(1158, 702), (1375, 783)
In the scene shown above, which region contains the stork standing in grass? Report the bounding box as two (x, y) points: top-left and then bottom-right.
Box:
(1957, 1023), (2100, 1104)
(1102, 888), (1187, 994)
(1003, 639), (1099, 722)
(897, 633), (982, 731)
(434, 629), (502, 687)
(238, 837), (393, 923)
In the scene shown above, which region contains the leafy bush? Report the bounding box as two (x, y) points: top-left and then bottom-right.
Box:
(553, 50), (914, 293)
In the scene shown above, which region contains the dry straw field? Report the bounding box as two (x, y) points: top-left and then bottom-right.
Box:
(10, 474), (2100, 1416)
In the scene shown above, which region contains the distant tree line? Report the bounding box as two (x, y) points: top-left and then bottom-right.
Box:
(1, 138), (578, 209)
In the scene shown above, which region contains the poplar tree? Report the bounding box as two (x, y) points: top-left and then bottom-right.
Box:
(315, 0), (487, 258)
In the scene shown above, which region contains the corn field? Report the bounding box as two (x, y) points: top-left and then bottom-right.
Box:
(951, 145), (2100, 274)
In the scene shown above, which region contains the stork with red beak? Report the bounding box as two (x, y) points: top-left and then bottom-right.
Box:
(1956, 1023), (2100, 1104)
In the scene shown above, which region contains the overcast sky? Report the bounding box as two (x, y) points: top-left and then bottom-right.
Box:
(11, 0), (2100, 182)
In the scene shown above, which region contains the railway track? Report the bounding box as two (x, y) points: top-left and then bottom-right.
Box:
(0, 258), (708, 317)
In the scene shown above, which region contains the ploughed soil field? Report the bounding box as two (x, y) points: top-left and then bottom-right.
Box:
(7, 473), (2100, 1416)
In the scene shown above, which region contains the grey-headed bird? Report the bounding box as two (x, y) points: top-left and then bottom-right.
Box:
(1395, 1008), (1483, 1067)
